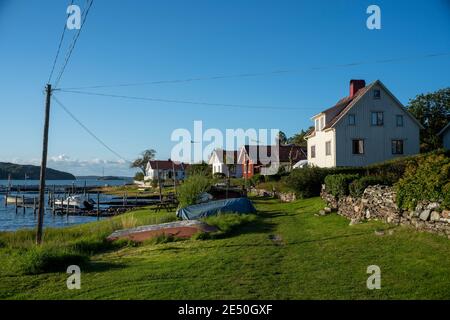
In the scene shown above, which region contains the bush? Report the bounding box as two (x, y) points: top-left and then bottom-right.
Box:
(17, 246), (89, 275)
(133, 172), (144, 181)
(285, 167), (329, 198)
(349, 176), (386, 198)
(324, 174), (360, 198)
(250, 174), (265, 186)
(177, 174), (212, 208)
(395, 153), (450, 210)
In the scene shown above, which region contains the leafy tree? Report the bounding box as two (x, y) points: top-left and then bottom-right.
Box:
(277, 131), (289, 145)
(130, 149), (156, 175)
(287, 127), (312, 148)
(406, 88), (450, 152)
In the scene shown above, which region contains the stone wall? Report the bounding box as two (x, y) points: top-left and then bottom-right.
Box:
(321, 185), (450, 238)
(251, 188), (297, 203)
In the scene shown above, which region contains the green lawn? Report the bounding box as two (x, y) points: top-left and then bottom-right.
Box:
(1, 197), (449, 299)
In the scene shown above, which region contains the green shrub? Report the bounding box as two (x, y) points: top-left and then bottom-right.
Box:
(324, 174), (360, 198)
(250, 174), (265, 186)
(177, 174), (212, 208)
(395, 153), (450, 210)
(143, 233), (178, 245)
(192, 231), (212, 240)
(17, 246), (89, 275)
(285, 167), (329, 198)
(349, 176), (386, 198)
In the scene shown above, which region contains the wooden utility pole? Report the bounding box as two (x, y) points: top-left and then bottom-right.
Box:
(36, 84), (52, 245)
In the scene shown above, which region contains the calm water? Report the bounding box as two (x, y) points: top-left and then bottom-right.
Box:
(0, 179), (132, 231)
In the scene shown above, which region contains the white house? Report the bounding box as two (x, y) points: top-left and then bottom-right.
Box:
(305, 79), (423, 168)
(438, 122), (450, 150)
(144, 160), (188, 181)
(208, 149), (242, 178)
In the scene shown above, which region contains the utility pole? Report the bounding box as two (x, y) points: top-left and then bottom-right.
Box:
(36, 84), (52, 245)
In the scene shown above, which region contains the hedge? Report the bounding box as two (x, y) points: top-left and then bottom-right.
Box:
(324, 174), (360, 198)
(395, 153), (450, 210)
(349, 176), (386, 198)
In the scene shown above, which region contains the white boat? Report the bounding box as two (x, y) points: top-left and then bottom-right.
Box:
(54, 195), (96, 210)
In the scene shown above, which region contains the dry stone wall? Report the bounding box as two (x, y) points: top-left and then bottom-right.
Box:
(321, 185), (450, 238)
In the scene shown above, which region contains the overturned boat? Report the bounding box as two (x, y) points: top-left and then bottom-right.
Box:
(176, 197), (257, 220)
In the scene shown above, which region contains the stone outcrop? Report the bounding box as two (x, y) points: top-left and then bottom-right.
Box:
(321, 185), (450, 239)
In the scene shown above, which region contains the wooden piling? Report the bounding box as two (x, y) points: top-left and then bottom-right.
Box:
(66, 197), (70, 215)
(22, 195), (25, 214)
(33, 197), (37, 214)
(15, 196), (18, 213)
(97, 192), (100, 219)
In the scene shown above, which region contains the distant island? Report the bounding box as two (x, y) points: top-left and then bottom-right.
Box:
(0, 162), (76, 180)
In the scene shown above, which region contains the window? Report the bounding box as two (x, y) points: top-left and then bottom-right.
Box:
(371, 112), (384, 126)
(311, 145), (316, 158)
(352, 139), (364, 154)
(325, 141), (331, 156)
(348, 114), (356, 125)
(315, 117), (325, 131)
(396, 115), (404, 127)
(373, 89), (381, 99)
(392, 140), (404, 155)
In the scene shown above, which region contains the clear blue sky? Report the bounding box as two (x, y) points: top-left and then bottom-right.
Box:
(0, 0), (449, 176)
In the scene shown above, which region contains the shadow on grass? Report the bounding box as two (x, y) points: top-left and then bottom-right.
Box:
(84, 261), (127, 273)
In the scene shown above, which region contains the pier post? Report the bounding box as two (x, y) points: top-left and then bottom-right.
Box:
(33, 197), (37, 214)
(15, 196), (18, 214)
(22, 195), (25, 214)
(4, 190), (8, 207)
(66, 197), (70, 215)
(97, 191), (100, 219)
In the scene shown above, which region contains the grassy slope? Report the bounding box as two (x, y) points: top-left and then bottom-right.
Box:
(1, 197), (450, 299)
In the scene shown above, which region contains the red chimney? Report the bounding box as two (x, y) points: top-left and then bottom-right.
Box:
(349, 79), (366, 98)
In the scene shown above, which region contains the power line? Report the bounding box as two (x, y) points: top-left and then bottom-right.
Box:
(57, 51), (450, 90)
(52, 95), (129, 162)
(47, 0), (74, 84)
(54, 0), (94, 88)
(57, 89), (320, 110)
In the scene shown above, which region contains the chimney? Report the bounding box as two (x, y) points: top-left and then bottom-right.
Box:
(349, 79), (366, 98)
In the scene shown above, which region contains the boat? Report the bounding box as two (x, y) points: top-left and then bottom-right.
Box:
(5, 195), (36, 205)
(54, 195), (96, 210)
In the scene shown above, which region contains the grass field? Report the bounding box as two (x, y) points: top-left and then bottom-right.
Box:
(1, 197), (449, 299)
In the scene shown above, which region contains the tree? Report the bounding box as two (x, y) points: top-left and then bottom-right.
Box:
(406, 88), (450, 152)
(130, 149), (156, 175)
(277, 131), (288, 145)
(186, 161), (211, 177)
(287, 127), (312, 148)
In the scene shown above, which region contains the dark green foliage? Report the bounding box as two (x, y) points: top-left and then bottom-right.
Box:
(250, 174), (265, 186)
(285, 167), (329, 198)
(177, 174), (212, 208)
(324, 174), (360, 197)
(0, 162), (75, 180)
(395, 153), (450, 210)
(349, 176), (386, 198)
(406, 87), (450, 152)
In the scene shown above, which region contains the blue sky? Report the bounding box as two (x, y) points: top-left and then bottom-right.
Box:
(0, 0), (449, 176)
